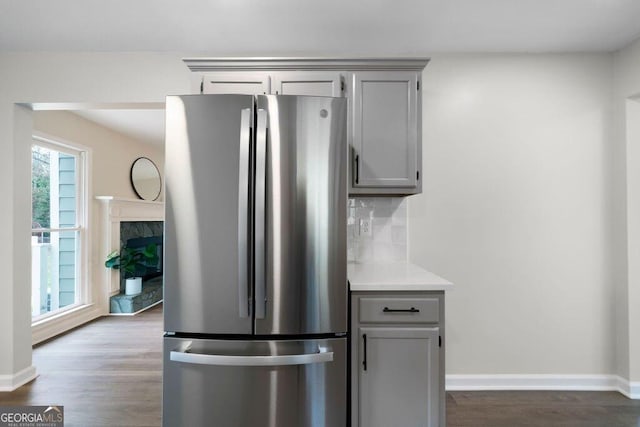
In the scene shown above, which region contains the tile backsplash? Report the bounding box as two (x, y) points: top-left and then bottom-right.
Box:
(347, 197), (407, 262)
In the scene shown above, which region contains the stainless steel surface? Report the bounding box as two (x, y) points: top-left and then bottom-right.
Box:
(255, 95), (348, 335)
(163, 336), (347, 427)
(238, 107), (252, 318)
(164, 94), (254, 334)
(254, 108), (268, 319)
(164, 94), (349, 427)
(170, 345), (333, 366)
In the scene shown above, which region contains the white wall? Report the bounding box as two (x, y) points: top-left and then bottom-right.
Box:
(33, 110), (164, 200)
(409, 54), (614, 375)
(1, 50), (638, 391)
(613, 37), (640, 386)
(0, 52), (190, 383)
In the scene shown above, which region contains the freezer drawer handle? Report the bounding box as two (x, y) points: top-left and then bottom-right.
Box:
(170, 347), (333, 367)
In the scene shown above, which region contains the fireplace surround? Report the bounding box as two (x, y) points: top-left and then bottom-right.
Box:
(96, 196), (164, 314)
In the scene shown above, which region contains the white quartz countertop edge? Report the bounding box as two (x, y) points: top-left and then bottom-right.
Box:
(348, 261), (454, 292)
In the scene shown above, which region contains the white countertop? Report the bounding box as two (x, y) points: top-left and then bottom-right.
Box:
(348, 261), (453, 292)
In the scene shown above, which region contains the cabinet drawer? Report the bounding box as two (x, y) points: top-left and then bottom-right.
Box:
(359, 297), (439, 324)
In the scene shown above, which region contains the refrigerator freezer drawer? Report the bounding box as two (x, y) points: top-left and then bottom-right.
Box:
(162, 336), (347, 427)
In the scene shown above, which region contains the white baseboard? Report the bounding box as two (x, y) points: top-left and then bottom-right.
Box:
(32, 304), (103, 345)
(615, 376), (640, 399)
(0, 366), (37, 391)
(446, 374), (639, 399)
(632, 382), (640, 399)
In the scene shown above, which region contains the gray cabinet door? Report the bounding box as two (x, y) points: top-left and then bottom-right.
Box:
(202, 71), (271, 94)
(202, 71), (343, 97)
(357, 326), (440, 427)
(272, 71), (344, 97)
(350, 71), (421, 194)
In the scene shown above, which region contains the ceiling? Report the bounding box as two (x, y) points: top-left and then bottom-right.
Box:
(1, 0), (640, 54)
(73, 109), (165, 147)
(10, 0), (640, 146)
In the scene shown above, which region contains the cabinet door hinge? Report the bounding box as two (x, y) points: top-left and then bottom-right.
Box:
(439, 336), (442, 348)
(417, 170), (420, 181)
(417, 80), (420, 91)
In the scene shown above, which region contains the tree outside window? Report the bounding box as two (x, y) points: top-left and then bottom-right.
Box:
(31, 141), (84, 319)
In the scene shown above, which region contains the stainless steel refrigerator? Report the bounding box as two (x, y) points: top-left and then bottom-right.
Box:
(162, 94), (348, 427)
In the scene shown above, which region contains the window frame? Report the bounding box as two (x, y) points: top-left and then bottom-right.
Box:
(31, 132), (91, 324)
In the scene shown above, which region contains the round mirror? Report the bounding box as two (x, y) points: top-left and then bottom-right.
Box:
(130, 157), (162, 201)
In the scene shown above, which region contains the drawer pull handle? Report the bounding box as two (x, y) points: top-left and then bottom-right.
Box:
(383, 307), (420, 313)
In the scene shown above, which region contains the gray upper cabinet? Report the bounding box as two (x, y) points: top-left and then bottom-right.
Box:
(185, 58), (428, 196)
(202, 72), (271, 94)
(350, 71), (421, 194)
(201, 71), (343, 97)
(272, 71), (344, 97)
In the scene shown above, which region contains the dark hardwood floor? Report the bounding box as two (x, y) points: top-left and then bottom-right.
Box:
(1, 304), (639, 426)
(447, 390), (640, 427)
(0, 305), (163, 427)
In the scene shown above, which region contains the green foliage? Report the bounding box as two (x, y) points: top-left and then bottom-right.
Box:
(105, 243), (159, 278)
(31, 146), (51, 228)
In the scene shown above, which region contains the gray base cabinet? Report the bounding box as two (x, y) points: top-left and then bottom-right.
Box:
(351, 292), (445, 427)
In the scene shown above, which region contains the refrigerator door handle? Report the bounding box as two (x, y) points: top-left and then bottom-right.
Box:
(238, 107), (252, 318)
(254, 108), (268, 319)
(170, 346), (333, 367)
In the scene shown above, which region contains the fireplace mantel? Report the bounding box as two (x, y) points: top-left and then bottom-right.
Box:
(96, 196), (164, 304)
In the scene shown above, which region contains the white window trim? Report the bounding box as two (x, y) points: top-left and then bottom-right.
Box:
(31, 131), (96, 342)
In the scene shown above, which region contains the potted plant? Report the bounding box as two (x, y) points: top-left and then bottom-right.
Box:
(105, 243), (159, 295)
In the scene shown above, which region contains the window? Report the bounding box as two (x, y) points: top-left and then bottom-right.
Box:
(31, 136), (86, 321)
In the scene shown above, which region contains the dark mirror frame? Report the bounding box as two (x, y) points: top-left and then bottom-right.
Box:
(130, 157), (162, 201)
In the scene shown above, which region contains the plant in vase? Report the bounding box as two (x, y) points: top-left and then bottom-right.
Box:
(105, 243), (159, 295)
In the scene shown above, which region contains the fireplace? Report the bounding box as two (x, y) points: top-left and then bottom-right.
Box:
(96, 196), (164, 314)
(118, 221), (163, 291)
